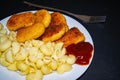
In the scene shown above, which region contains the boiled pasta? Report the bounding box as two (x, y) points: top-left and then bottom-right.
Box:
(0, 54), (11, 67)
(11, 41), (20, 54)
(16, 61), (29, 72)
(36, 59), (44, 69)
(0, 35), (12, 51)
(48, 60), (58, 70)
(66, 55), (76, 64)
(5, 49), (14, 63)
(0, 23), (76, 80)
(26, 70), (43, 80)
(41, 64), (52, 74)
(57, 63), (72, 74)
(7, 61), (17, 71)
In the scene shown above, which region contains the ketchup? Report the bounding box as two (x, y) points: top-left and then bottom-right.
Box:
(66, 42), (93, 65)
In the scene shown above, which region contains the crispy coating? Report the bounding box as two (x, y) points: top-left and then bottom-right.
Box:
(17, 23), (45, 42)
(40, 12), (68, 42)
(6, 12), (35, 31)
(40, 23), (67, 42)
(56, 27), (85, 47)
(35, 9), (51, 28)
(50, 12), (68, 32)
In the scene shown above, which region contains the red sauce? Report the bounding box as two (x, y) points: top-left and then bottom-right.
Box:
(66, 42), (93, 65)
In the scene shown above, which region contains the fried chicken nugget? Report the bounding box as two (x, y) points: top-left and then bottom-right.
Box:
(56, 27), (85, 47)
(17, 23), (45, 42)
(35, 9), (51, 28)
(50, 12), (68, 32)
(40, 12), (68, 42)
(41, 23), (67, 42)
(6, 12), (35, 31)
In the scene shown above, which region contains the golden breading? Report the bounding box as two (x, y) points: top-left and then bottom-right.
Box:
(56, 27), (85, 47)
(6, 12), (35, 31)
(40, 23), (67, 42)
(40, 12), (69, 42)
(17, 23), (45, 42)
(50, 12), (68, 32)
(35, 9), (51, 28)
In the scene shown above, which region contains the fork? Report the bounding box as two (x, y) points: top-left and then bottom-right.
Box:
(23, 1), (106, 23)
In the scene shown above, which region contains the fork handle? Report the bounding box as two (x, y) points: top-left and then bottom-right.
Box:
(23, 1), (106, 23)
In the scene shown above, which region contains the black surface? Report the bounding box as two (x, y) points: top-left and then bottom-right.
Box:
(0, 0), (119, 80)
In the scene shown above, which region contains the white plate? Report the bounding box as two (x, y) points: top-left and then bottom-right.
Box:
(0, 11), (94, 80)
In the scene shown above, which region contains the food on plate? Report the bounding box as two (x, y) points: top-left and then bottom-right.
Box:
(0, 24), (76, 80)
(0, 23), (12, 51)
(57, 63), (72, 74)
(50, 12), (68, 32)
(0, 35), (12, 51)
(66, 42), (93, 65)
(6, 9), (52, 42)
(56, 27), (85, 47)
(16, 23), (45, 42)
(6, 12), (35, 31)
(35, 9), (51, 28)
(26, 70), (43, 80)
(40, 12), (68, 42)
(0, 9), (93, 80)
(40, 23), (67, 42)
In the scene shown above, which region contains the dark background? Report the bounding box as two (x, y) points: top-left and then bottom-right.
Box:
(0, 0), (119, 80)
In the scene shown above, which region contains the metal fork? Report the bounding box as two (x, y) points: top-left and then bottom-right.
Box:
(23, 1), (106, 23)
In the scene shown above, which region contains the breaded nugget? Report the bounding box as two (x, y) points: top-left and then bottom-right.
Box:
(17, 23), (45, 42)
(7, 12), (35, 31)
(40, 12), (69, 42)
(35, 9), (51, 28)
(50, 12), (68, 32)
(40, 23), (67, 42)
(56, 27), (85, 47)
